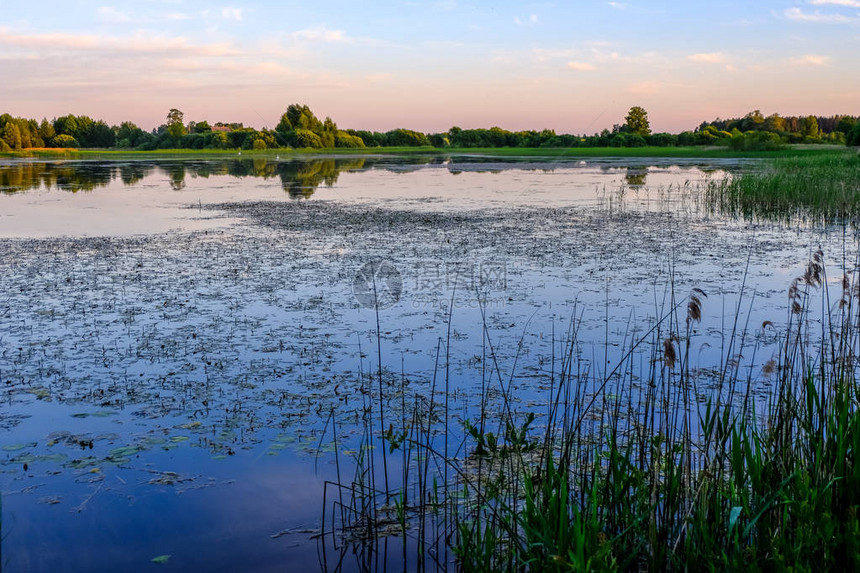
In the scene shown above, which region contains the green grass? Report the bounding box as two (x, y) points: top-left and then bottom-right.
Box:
(707, 150), (860, 223)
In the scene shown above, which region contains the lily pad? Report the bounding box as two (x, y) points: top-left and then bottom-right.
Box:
(151, 554), (171, 564)
(2, 442), (37, 452)
(91, 411), (117, 418)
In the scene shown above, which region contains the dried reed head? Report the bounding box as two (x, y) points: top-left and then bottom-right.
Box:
(663, 336), (677, 368)
(788, 277), (799, 301)
(686, 288), (707, 326)
(803, 248), (824, 287)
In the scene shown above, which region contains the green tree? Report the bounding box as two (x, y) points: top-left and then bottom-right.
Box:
(739, 110), (765, 131)
(116, 122), (146, 147)
(193, 120), (211, 134)
(2, 122), (22, 150)
(285, 104), (322, 131)
(38, 119), (56, 142)
(166, 108), (186, 142)
(800, 115), (820, 139)
(836, 116), (856, 135)
(847, 123), (860, 146)
(625, 106), (651, 137)
(763, 113), (785, 133)
(53, 115), (79, 138)
(86, 121), (116, 147)
(276, 113), (293, 133)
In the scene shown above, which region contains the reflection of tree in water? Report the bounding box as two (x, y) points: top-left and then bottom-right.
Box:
(277, 158), (367, 199)
(162, 164), (188, 190)
(118, 163), (151, 186)
(625, 168), (647, 187)
(0, 162), (120, 194)
(0, 158), (368, 196)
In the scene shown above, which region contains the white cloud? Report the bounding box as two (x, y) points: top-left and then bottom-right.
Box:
(784, 7), (852, 22)
(626, 80), (662, 95)
(292, 26), (347, 43)
(567, 61), (595, 71)
(810, 0), (860, 7)
(790, 54), (831, 65)
(96, 6), (191, 24)
(221, 7), (243, 21)
(97, 7), (132, 24)
(0, 28), (239, 57)
(607, 2), (630, 8)
(687, 52), (727, 64)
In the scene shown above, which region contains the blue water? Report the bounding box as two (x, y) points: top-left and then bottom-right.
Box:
(0, 155), (852, 571)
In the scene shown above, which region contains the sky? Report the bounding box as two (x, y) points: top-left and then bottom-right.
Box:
(1, 0), (858, 134)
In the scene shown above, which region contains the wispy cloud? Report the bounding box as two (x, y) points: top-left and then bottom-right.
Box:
(607, 2), (630, 9)
(626, 80), (663, 95)
(292, 26), (348, 43)
(97, 7), (132, 24)
(514, 14), (539, 25)
(567, 61), (595, 71)
(790, 54), (831, 65)
(784, 7), (853, 22)
(96, 6), (191, 24)
(687, 52), (727, 64)
(220, 7), (244, 21)
(810, 0), (860, 7)
(0, 27), (239, 56)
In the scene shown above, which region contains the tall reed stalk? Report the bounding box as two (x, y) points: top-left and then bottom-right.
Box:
(320, 247), (860, 572)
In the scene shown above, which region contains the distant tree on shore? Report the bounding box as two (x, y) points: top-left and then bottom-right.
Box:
(2, 104), (859, 152)
(166, 109), (186, 144)
(625, 106), (651, 137)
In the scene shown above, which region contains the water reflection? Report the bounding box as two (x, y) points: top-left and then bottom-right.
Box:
(625, 167), (647, 187)
(0, 158), (372, 199)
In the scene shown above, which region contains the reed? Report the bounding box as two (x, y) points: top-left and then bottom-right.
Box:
(707, 151), (860, 224)
(319, 245), (860, 572)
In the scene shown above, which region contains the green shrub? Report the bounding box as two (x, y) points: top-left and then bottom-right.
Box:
(50, 134), (79, 148)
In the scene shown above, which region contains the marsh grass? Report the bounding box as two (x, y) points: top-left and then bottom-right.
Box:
(321, 247), (860, 572)
(707, 151), (860, 224)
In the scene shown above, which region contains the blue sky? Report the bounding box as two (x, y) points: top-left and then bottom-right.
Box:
(1, 1), (858, 132)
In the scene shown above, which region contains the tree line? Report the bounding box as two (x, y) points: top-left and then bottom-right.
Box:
(1, 105), (858, 152)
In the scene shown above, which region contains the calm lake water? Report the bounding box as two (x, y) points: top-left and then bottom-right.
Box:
(0, 155), (854, 571)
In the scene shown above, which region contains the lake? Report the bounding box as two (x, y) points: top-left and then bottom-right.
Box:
(0, 155), (853, 571)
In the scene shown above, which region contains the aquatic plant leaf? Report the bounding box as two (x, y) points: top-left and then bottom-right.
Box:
(729, 506), (742, 532)
(151, 554), (171, 564)
(111, 446), (140, 457)
(2, 442), (37, 451)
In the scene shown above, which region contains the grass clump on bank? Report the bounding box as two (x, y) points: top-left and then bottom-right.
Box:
(707, 151), (860, 223)
(322, 251), (860, 572)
